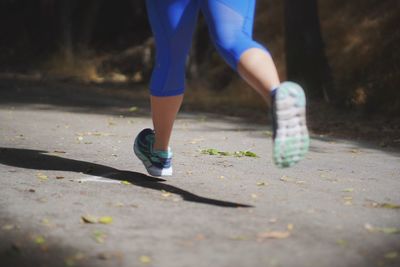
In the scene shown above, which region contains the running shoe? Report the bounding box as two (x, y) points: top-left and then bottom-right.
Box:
(271, 82), (310, 168)
(133, 128), (173, 176)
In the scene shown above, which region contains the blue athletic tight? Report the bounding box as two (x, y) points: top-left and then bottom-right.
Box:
(146, 0), (268, 97)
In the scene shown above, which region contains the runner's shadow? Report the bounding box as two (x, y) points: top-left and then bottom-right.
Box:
(0, 147), (252, 208)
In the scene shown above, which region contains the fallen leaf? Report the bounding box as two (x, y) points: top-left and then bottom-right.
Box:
(258, 231), (290, 241)
(29, 189), (36, 193)
(34, 235), (45, 245)
(365, 223), (400, 234)
(381, 227), (400, 234)
(129, 106), (139, 112)
(257, 182), (268, 186)
(370, 202), (400, 209)
(121, 181), (132, 185)
(201, 149), (258, 158)
(234, 151), (258, 158)
(139, 255), (151, 264)
(81, 215), (98, 224)
(37, 173), (48, 180)
(161, 190), (172, 198)
(93, 230), (106, 244)
(202, 148), (224, 156)
(343, 188), (354, 193)
(98, 216), (113, 224)
(56, 176), (65, 180)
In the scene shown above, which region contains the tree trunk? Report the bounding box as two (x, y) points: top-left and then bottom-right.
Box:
(59, 0), (75, 64)
(284, 0), (333, 101)
(79, 0), (104, 50)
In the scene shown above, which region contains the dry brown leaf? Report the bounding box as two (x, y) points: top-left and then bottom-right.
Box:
(258, 231), (290, 241)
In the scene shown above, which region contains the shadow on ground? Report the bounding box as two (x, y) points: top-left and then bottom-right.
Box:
(1, 78), (399, 156)
(0, 147), (252, 208)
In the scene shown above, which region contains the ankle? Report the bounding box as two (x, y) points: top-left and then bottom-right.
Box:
(153, 142), (169, 152)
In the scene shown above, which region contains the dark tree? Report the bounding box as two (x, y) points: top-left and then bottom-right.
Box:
(284, 0), (333, 101)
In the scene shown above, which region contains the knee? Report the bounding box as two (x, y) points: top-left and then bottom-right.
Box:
(213, 34), (268, 70)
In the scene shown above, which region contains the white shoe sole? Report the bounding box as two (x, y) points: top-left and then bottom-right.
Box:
(273, 82), (310, 168)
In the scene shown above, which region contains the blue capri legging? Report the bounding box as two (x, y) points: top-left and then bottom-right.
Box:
(146, 0), (268, 97)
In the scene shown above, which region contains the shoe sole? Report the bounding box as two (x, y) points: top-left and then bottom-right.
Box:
(273, 82), (310, 168)
(133, 139), (173, 177)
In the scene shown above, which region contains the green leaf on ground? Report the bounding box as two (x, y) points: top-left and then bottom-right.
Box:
(98, 216), (113, 224)
(380, 203), (400, 209)
(93, 230), (106, 244)
(201, 149), (258, 158)
(370, 202), (400, 209)
(365, 223), (400, 234)
(121, 181), (132, 185)
(139, 255), (152, 264)
(343, 188), (354, 193)
(34, 236), (45, 245)
(201, 148), (225, 155)
(234, 151), (258, 157)
(81, 215), (113, 224)
(381, 227), (400, 234)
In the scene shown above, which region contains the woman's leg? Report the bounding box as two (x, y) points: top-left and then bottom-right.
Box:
(237, 48), (280, 105)
(201, 0), (309, 167)
(200, 0), (280, 104)
(146, 0), (200, 151)
(151, 95), (184, 150)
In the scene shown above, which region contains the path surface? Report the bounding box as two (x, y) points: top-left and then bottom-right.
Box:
(1, 82), (399, 267)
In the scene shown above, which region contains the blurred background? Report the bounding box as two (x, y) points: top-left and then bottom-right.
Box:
(0, 0), (399, 135)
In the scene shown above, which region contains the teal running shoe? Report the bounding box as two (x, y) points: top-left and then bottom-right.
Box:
(134, 128), (173, 177)
(271, 82), (310, 168)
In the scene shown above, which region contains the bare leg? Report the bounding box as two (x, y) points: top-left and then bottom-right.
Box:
(151, 95), (184, 151)
(237, 48), (281, 105)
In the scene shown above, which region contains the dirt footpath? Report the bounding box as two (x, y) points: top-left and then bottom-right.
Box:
(0, 82), (399, 267)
